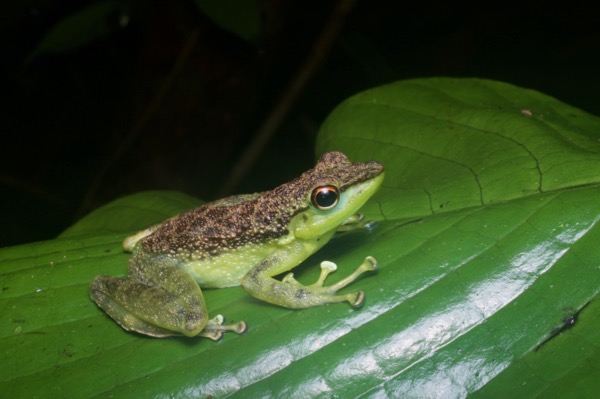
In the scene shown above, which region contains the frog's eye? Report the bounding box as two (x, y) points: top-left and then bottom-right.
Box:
(311, 185), (340, 210)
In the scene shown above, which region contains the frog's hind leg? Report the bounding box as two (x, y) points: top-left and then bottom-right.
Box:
(90, 254), (245, 339)
(91, 275), (188, 338)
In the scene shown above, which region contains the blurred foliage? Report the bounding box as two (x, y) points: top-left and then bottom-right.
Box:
(25, 1), (131, 62)
(192, 0), (260, 42)
(1, 0), (599, 248)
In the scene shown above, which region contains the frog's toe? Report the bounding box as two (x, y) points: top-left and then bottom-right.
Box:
(349, 290), (366, 308)
(230, 320), (248, 334)
(207, 314), (225, 326)
(322, 256), (378, 294)
(199, 329), (225, 341)
(318, 257), (375, 307)
(201, 315), (247, 340)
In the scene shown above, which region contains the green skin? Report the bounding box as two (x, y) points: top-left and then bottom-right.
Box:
(90, 152), (385, 339)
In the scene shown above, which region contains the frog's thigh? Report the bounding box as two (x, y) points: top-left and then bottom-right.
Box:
(91, 255), (208, 337)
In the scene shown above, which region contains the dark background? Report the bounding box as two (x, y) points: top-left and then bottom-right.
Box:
(2, 0), (599, 247)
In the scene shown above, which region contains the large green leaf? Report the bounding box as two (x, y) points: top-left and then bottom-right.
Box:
(1, 78), (599, 398)
(318, 78), (600, 221)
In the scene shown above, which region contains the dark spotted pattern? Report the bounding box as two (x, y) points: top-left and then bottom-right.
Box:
(141, 152), (383, 260)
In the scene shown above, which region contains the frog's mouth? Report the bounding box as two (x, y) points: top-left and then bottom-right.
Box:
(340, 170), (385, 213)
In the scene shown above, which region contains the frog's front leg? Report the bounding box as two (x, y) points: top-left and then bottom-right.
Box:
(336, 214), (378, 233)
(241, 256), (377, 309)
(90, 253), (246, 339)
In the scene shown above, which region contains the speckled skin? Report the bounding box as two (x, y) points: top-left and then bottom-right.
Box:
(142, 151), (383, 260)
(90, 152), (384, 338)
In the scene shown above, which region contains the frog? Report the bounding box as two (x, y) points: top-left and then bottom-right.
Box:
(90, 151), (384, 339)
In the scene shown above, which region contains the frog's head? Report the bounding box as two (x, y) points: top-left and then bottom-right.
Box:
(283, 151), (384, 240)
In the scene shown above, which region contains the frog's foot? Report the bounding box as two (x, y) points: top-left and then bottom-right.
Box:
(336, 214), (378, 233)
(199, 315), (248, 341)
(281, 256), (378, 308)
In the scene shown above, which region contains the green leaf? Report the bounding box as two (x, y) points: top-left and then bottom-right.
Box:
(1, 78), (599, 398)
(318, 78), (600, 220)
(60, 190), (202, 238)
(26, 1), (129, 63)
(193, 0), (260, 42)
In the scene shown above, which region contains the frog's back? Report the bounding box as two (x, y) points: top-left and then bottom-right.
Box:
(130, 151), (383, 287)
(139, 194), (280, 260)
